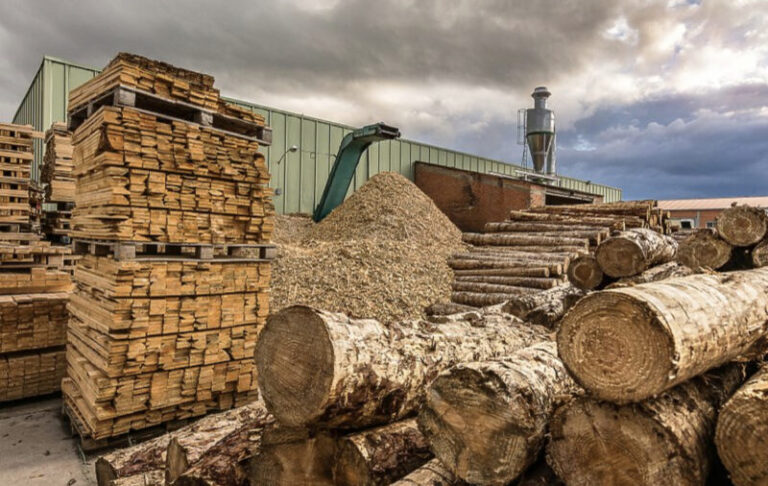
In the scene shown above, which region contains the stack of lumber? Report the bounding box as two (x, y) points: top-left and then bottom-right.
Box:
(63, 53), (274, 443)
(0, 122), (72, 402)
(41, 122), (75, 241)
(447, 200), (664, 312)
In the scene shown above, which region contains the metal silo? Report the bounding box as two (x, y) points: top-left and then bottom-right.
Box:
(525, 86), (556, 175)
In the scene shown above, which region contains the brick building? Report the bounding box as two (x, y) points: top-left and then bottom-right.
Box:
(659, 196), (768, 229)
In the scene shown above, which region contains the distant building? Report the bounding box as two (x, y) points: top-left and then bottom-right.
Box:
(659, 196), (768, 229)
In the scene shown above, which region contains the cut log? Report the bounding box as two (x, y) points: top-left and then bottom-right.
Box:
(717, 204), (768, 247)
(677, 229), (733, 270)
(451, 282), (546, 295)
(453, 275), (560, 290)
(334, 419), (432, 486)
(451, 291), (537, 308)
(95, 433), (171, 486)
(255, 305), (548, 429)
(595, 228), (678, 278)
(507, 210), (631, 230)
(502, 284), (585, 328)
(451, 251), (569, 263)
(752, 238), (768, 268)
(110, 470), (165, 486)
(566, 255), (603, 290)
(390, 459), (461, 486)
(462, 233), (588, 249)
(557, 268), (768, 403)
(715, 364), (768, 486)
(452, 267), (551, 278)
(547, 365), (745, 486)
(605, 261), (695, 289)
(447, 259), (563, 275)
(165, 400), (272, 484)
(479, 245), (586, 254)
(484, 222), (610, 233)
(249, 427), (336, 486)
(425, 301), (476, 316)
(418, 342), (580, 485)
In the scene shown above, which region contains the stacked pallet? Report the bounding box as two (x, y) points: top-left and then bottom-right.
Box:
(63, 53), (274, 442)
(0, 122), (72, 402)
(41, 122), (75, 241)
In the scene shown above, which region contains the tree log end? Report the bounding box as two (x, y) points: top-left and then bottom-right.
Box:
(717, 205), (768, 247)
(595, 238), (646, 278)
(678, 230), (732, 270)
(567, 255), (604, 290)
(256, 305), (335, 427)
(558, 291), (674, 403)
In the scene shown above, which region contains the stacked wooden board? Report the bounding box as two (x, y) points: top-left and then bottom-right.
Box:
(0, 122), (73, 402)
(63, 53), (274, 442)
(41, 122), (75, 241)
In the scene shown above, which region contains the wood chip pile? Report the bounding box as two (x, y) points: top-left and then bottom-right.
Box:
(62, 53), (274, 442)
(0, 122), (73, 401)
(41, 122), (75, 241)
(270, 172), (465, 323)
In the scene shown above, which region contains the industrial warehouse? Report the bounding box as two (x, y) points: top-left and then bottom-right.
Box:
(1, 3), (768, 486)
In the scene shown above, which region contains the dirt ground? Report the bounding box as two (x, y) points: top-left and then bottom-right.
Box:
(0, 395), (96, 486)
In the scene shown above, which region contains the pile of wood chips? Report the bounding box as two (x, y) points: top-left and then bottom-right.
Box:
(270, 172), (465, 323)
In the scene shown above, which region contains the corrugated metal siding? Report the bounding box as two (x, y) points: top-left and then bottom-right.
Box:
(11, 56), (622, 208)
(12, 57), (100, 181)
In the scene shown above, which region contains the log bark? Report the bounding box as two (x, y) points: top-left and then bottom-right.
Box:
(547, 365), (745, 486)
(390, 459), (461, 486)
(110, 470), (165, 486)
(255, 305), (548, 429)
(333, 419), (432, 486)
(418, 342), (580, 486)
(604, 261), (696, 289)
(462, 233), (588, 249)
(507, 210), (629, 230)
(715, 364), (768, 486)
(452, 267), (551, 278)
(451, 251), (569, 263)
(752, 238), (768, 268)
(451, 282), (548, 295)
(425, 301), (477, 316)
(677, 229), (733, 270)
(566, 255), (604, 290)
(484, 222), (610, 233)
(447, 259), (563, 275)
(451, 291), (538, 308)
(95, 430), (171, 486)
(502, 284), (585, 328)
(478, 245), (587, 254)
(165, 400), (272, 484)
(248, 427), (336, 486)
(717, 204), (768, 247)
(595, 228), (677, 277)
(454, 275), (560, 289)
(557, 268), (768, 403)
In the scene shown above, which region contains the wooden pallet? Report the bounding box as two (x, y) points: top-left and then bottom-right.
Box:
(69, 85), (272, 145)
(72, 239), (276, 261)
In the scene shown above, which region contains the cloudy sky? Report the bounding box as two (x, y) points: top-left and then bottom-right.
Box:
(1, 0), (767, 199)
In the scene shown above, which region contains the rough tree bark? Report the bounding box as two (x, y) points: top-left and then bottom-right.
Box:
(677, 229), (733, 270)
(95, 433), (170, 486)
(604, 261), (695, 289)
(595, 228), (678, 278)
(255, 305), (548, 429)
(418, 341), (579, 486)
(462, 233), (588, 250)
(110, 470), (165, 486)
(451, 251), (569, 263)
(502, 284), (585, 328)
(557, 267), (768, 403)
(333, 419), (432, 486)
(547, 366), (745, 486)
(165, 400), (272, 484)
(390, 459), (461, 486)
(451, 282), (543, 295)
(448, 259), (563, 276)
(752, 238), (768, 268)
(715, 364), (768, 486)
(454, 275), (561, 290)
(452, 267), (551, 278)
(566, 255), (604, 290)
(248, 426), (336, 486)
(717, 204), (768, 247)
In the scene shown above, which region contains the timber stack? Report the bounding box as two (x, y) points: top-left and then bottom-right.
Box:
(0, 122), (73, 402)
(62, 53), (275, 444)
(41, 122), (75, 242)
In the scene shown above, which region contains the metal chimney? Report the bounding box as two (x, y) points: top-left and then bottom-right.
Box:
(525, 86), (556, 174)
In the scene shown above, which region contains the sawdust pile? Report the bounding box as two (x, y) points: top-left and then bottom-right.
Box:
(270, 172), (465, 323)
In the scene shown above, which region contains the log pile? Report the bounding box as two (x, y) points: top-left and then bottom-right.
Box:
(41, 122), (75, 241)
(62, 53), (274, 441)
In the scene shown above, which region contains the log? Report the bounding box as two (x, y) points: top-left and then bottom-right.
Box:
(390, 459), (461, 486)
(453, 275), (560, 289)
(605, 261), (695, 289)
(165, 400), (273, 484)
(752, 238), (768, 268)
(557, 268), (768, 403)
(451, 282), (550, 294)
(452, 267), (551, 278)
(110, 470), (165, 486)
(566, 255), (603, 290)
(479, 245), (587, 254)
(451, 251), (568, 263)
(255, 305), (548, 429)
(249, 427), (336, 486)
(595, 228), (678, 277)
(507, 210), (628, 230)
(450, 291), (536, 308)
(547, 365), (745, 486)
(447, 258), (563, 275)
(502, 284), (585, 328)
(95, 433), (171, 486)
(717, 204), (768, 247)
(677, 229), (733, 270)
(418, 342), (580, 485)
(334, 419), (432, 486)
(462, 233), (588, 249)
(484, 222), (610, 233)
(424, 301), (476, 316)
(715, 364), (768, 486)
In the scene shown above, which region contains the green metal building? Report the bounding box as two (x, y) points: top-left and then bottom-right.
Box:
(13, 56), (622, 213)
